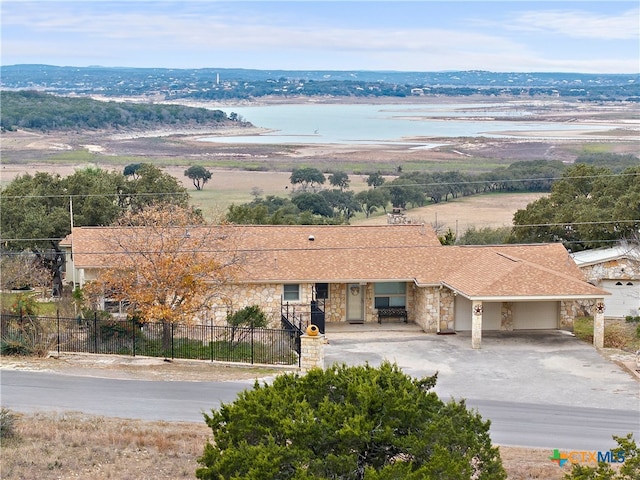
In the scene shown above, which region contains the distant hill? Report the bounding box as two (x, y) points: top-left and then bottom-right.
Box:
(0, 90), (241, 132)
(1, 64), (638, 101)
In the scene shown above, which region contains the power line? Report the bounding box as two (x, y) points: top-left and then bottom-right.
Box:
(0, 192), (186, 200)
(2, 220), (639, 245)
(374, 172), (640, 190)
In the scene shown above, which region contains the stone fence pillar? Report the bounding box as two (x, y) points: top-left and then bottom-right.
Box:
(300, 333), (325, 372)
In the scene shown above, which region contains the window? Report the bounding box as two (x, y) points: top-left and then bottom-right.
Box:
(315, 283), (329, 299)
(374, 282), (406, 309)
(283, 284), (300, 302)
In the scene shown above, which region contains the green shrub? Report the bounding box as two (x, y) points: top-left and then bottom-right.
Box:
(226, 305), (267, 328)
(197, 362), (506, 479)
(626, 315), (640, 323)
(9, 292), (39, 317)
(1, 333), (34, 356)
(573, 316), (594, 343)
(0, 408), (18, 440)
(0, 317), (55, 357)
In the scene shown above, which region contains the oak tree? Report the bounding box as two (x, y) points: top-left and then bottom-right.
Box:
(185, 165), (213, 191)
(85, 205), (241, 349)
(290, 167), (326, 192)
(509, 164), (640, 251)
(328, 171), (350, 191)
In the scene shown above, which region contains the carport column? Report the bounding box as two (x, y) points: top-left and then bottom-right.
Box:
(593, 299), (605, 349)
(471, 301), (483, 349)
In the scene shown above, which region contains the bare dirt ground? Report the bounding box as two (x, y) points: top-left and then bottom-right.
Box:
(357, 192), (547, 232)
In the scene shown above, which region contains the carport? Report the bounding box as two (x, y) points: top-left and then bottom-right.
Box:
(454, 297), (560, 331)
(448, 291), (608, 349)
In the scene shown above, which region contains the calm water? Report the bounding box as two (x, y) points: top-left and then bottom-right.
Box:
(200, 103), (619, 146)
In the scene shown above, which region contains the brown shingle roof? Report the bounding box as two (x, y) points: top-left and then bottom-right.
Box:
(63, 225), (607, 299)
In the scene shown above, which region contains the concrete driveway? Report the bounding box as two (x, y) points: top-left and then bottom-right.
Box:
(323, 323), (639, 411)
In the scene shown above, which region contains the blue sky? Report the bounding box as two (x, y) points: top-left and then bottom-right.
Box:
(1, 1), (638, 73)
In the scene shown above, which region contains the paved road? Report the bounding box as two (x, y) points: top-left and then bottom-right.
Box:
(1, 369), (637, 450)
(0, 370), (250, 421)
(1, 326), (638, 450)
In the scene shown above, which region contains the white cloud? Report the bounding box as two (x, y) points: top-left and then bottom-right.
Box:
(507, 8), (640, 40)
(2, 2), (638, 72)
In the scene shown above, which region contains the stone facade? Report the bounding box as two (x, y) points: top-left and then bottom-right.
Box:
(501, 302), (514, 331)
(560, 299), (596, 329)
(412, 286), (455, 332)
(580, 257), (640, 285)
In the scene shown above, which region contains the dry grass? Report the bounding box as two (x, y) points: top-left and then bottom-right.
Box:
(1, 412), (211, 480)
(0, 411), (572, 480)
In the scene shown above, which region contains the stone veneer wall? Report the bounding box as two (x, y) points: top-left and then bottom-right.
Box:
(208, 282), (353, 326)
(579, 258), (640, 284)
(210, 283), (284, 326)
(412, 286), (454, 332)
(561, 299), (596, 329)
(300, 333), (325, 372)
(324, 283), (345, 323)
(93, 278), (425, 327)
(501, 302), (513, 330)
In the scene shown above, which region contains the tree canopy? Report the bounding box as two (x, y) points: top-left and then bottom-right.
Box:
(0, 90), (231, 132)
(226, 195), (342, 225)
(563, 434), (639, 480)
(85, 206), (240, 327)
(184, 165), (213, 191)
(328, 171), (350, 191)
(290, 167), (326, 192)
(197, 361), (506, 480)
(509, 164), (640, 251)
(0, 164), (190, 295)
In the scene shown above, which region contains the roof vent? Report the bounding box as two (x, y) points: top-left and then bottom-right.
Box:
(308, 235), (315, 241)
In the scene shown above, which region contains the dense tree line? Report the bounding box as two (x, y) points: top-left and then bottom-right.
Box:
(0, 91), (235, 132)
(3, 65), (638, 101)
(180, 80), (640, 102)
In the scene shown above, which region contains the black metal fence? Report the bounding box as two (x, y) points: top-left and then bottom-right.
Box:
(0, 313), (301, 366)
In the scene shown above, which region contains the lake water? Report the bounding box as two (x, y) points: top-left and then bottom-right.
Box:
(200, 102), (620, 147)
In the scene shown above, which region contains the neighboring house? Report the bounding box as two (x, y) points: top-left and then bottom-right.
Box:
(571, 245), (640, 318)
(61, 224), (608, 348)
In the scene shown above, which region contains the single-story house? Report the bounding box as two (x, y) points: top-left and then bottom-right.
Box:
(571, 245), (640, 318)
(61, 224), (609, 348)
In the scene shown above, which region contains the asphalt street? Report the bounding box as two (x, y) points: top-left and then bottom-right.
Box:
(1, 325), (638, 450)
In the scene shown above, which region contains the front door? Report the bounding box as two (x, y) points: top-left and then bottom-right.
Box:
(346, 283), (365, 323)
